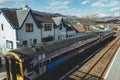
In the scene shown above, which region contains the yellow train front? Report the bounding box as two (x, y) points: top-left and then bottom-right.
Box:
(4, 47), (46, 80)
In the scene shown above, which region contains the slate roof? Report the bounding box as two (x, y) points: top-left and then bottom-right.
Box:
(0, 7), (77, 31)
(33, 10), (56, 23)
(0, 8), (57, 29)
(0, 8), (30, 28)
(16, 9), (30, 28)
(1, 8), (19, 28)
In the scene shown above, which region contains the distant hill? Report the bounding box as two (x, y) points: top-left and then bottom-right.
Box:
(33, 10), (120, 25)
(54, 13), (65, 17)
(77, 18), (97, 26)
(96, 16), (120, 24)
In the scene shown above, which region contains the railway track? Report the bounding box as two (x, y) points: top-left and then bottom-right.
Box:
(65, 34), (120, 80)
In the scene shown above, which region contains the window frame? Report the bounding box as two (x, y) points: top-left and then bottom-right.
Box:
(33, 39), (37, 44)
(23, 40), (27, 46)
(6, 40), (13, 49)
(44, 24), (52, 31)
(26, 23), (33, 32)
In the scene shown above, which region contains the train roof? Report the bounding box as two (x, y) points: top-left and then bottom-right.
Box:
(10, 46), (45, 57)
(43, 33), (97, 52)
(10, 33), (99, 57)
(9, 31), (113, 57)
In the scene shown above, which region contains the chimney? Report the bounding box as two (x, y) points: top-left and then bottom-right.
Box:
(22, 5), (30, 10)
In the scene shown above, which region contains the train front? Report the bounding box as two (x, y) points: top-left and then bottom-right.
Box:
(5, 50), (24, 80)
(4, 46), (46, 80)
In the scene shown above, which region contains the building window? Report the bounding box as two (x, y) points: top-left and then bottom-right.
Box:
(1, 24), (3, 31)
(26, 23), (33, 32)
(44, 24), (52, 31)
(42, 53), (45, 59)
(6, 40), (13, 49)
(42, 37), (54, 42)
(23, 40), (27, 46)
(33, 39), (37, 44)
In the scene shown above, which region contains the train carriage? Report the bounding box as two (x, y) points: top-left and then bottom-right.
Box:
(4, 31), (115, 80)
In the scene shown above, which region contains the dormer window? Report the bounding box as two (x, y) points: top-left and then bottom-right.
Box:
(26, 23), (33, 32)
(44, 24), (52, 31)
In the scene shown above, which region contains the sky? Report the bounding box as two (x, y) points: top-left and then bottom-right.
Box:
(0, 0), (120, 17)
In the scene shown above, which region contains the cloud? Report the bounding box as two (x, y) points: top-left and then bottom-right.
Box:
(110, 7), (120, 11)
(49, 1), (70, 7)
(0, 0), (24, 4)
(0, 0), (34, 8)
(0, 0), (33, 5)
(46, 1), (71, 13)
(91, 0), (120, 8)
(81, 0), (90, 5)
(36, 0), (82, 17)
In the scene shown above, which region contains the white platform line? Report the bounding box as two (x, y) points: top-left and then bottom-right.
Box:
(104, 47), (120, 79)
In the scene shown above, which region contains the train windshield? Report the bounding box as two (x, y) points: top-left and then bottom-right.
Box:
(5, 56), (23, 80)
(16, 61), (21, 76)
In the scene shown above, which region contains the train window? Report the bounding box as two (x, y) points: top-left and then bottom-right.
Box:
(43, 61), (46, 66)
(42, 53), (45, 59)
(27, 63), (34, 72)
(46, 59), (50, 64)
(16, 63), (21, 75)
(39, 62), (42, 67)
(38, 55), (42, 60)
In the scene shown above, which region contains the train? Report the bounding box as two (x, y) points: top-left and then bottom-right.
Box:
(4, 31), (115, 80)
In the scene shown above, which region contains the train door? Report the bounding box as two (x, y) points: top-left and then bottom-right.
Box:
(5, 56), (23, 80)
(38, 53), (46, 75)
(5, 56), (16, 80)
(42, 60), (46, 73)
(39, 60), (46, 75)
(39, 61), (42, 75)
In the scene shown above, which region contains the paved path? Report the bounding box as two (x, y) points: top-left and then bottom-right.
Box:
(0, 52), (6, 80)
(0, 72), (6, 80)
(105, 47), (120, 80)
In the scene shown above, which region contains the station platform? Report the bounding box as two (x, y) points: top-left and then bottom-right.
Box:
(0, 52), (6, 80)
(0, 72), (6, 80)
(104, 47), (120, 80)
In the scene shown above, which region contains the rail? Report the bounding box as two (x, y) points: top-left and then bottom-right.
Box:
(67, 33), (120, 80)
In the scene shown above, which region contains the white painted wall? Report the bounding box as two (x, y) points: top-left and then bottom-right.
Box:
(17, 13), (41, 46)
(55, 25), (66, 40)
(0, 12), (17, 53)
